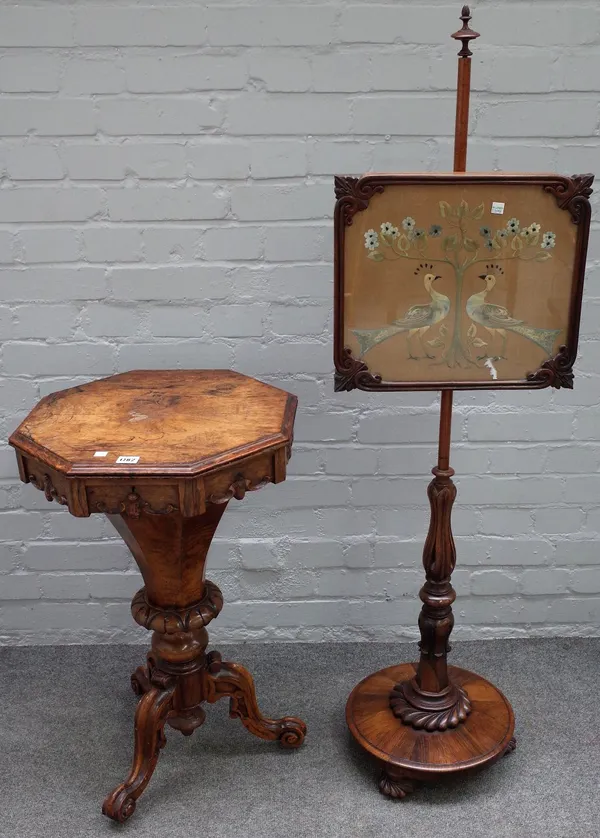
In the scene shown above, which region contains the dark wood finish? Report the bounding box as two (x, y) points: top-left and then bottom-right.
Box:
(451, 5), (480, 59)
(10, 370), (306, 823)
(333, 172), (593, 392)
(343, 5), (516, 800)
(389, 390), (471, 732)
(347, 664), (515, 798)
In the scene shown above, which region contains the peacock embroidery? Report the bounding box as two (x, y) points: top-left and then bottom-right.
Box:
(356, 199), (560, 370)
(467, 265), (560, 359)
(353, 265), (451, 360)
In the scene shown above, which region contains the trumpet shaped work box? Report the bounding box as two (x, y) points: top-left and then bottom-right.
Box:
(9, 370), (306, 822)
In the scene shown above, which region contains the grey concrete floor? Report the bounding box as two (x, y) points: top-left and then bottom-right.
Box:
(0, 638), (598, 838)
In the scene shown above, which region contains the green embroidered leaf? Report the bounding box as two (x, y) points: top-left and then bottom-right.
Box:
(529, 232), (540, 247)
(439, 201), (451, 218)
(491, 238), (501, 251)
(398, 235), (410, 251)
(471, 203), (485, 220)
(458, 199), (469, 217)
(463, 237), (478, 252)
(439, 323), (448, 337)
(511, 235), (523, 251)
(472, 337), (488, 347)
(467, 323), (477, 338)
(427, 337), (445, 347)
(367, 251), (384, 261)
(535, 251), (552, 262)
(442, 234), (458, 252)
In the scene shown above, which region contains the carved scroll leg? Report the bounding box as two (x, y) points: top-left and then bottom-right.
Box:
(378, 767), (417, 800)
(102, 681), (175, 823)
(205, 657), (306, 749)
(503, 736), (517, 756)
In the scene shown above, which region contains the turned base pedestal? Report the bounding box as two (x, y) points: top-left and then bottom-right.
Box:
(346, 663), (515, 798)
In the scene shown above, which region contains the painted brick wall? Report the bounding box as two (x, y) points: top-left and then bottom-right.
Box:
(0, 0), (599, 644)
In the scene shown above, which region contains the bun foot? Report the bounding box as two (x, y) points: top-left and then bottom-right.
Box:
(378, 769), (416, 800)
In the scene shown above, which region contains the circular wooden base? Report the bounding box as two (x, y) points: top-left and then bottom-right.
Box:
(346, 663), (515, 794)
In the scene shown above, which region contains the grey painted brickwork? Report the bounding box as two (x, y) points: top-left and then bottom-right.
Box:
(0, 0), (599, 644)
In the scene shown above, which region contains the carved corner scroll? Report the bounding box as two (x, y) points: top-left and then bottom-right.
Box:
(334, 347), (383, 392)
(334, 176), (384, 227)
(527, 344), (574, 390)
(544, 173), (594, 225)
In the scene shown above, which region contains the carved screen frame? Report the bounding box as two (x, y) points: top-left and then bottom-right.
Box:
(334, 172), (593, 392)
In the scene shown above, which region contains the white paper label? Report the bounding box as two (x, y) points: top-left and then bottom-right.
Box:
(93, 451), (108, 458)
(491, 201), (505, 215)
(116, 456), (140, 464)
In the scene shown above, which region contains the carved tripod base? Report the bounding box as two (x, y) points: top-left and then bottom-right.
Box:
(346, 663), (515, 799)
(102, 592), (306, 823)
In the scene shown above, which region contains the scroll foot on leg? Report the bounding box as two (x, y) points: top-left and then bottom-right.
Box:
(205, 657), (306, 748)
(503, 736), (517, 756)
(378, 768), (416, 800)
(102, 680), (175, 823)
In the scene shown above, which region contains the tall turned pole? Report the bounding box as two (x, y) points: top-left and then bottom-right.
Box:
(389, 7), (479, 733)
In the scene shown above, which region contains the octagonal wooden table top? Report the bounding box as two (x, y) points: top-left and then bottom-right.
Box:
(9, 370), (297, 518)
(10, 369), (295, 477)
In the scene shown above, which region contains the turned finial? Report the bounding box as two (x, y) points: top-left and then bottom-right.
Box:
(451, 4), (480, 57)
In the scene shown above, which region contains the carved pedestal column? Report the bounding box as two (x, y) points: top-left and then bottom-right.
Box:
(389, 463), (471, 731)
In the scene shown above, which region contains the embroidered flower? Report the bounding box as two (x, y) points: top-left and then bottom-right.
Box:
(484, 239), (494, 251)
(364, 229), (379, 250)
(429, 224), (442, 237)
(541, 231), (556, 250)
(507, 217), (520, 234)
(413, 228), (426, 239)
(380, 222), (394, 236)
(402, 216), (416, 231)
(496, 229), (508, 240)
(520, 227), (532, 239)
(480, 226), (492, 238)
(529, 222), (541, 234)
(389, 225), (399, 238)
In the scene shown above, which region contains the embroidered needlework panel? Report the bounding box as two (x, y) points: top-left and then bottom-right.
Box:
(338, 176), (588, 388)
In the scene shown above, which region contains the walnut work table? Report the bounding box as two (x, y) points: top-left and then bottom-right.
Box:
(9, 370), (306, 823)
